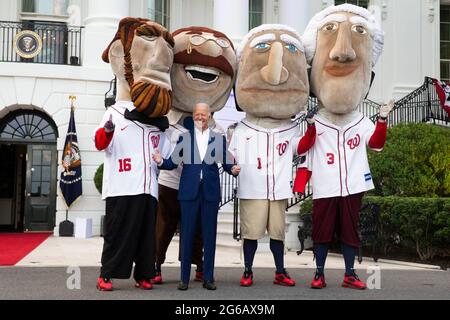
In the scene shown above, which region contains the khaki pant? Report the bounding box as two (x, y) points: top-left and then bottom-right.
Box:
(239, 199), (287, 241)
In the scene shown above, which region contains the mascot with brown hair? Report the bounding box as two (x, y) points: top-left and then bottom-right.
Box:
(228, 24), (316, 287)
(152, 26), (237, 284)
(298, 4), (394, 290)
(94, 18), (174, 291)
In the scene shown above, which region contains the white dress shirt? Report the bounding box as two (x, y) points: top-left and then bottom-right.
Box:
(195, 127), (210, 161)
(195, 127), (210, 180)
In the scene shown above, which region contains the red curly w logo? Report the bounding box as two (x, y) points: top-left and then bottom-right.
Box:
(151, 135), (160, 149)
(347, 134), (361, 150)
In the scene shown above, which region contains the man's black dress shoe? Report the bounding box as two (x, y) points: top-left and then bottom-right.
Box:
(203, 281), (217, 290)
(178, 282), (189, 291)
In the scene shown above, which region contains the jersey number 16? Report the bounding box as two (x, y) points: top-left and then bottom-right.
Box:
(118, 158), (132, 172)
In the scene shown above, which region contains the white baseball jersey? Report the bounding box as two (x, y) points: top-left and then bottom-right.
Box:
(306, 113), (381, 200)
(95, 101), (171, 200)
(228, 120), (303, 200)
(158, 121), (225, 190)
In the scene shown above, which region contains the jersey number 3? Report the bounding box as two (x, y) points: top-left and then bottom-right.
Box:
(118, 158), (132, 172)
(326, 153), (335, 165)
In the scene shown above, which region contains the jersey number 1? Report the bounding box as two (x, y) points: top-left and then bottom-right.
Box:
(119, 158), (132, 172)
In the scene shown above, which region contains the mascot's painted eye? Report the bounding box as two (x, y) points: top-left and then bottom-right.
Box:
(322, 23), (338, 32)
(285, 44), (298, 53)
(351, 25), (367, 35)
(255, 43), (270, 50)
(141, 35), (158, 42)
(216, 38), (230, 48)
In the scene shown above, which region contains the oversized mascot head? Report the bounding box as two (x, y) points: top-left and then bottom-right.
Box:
(170, 26), (237, 114)
(303, 4), (384, 114)
(102, 17), (175, 118)
(235, 24), (309, 120)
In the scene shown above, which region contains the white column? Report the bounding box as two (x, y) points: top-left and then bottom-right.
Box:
(213, 0), (249, 45)
(278, 0), (309, 35)
(83, 0), (130, 68)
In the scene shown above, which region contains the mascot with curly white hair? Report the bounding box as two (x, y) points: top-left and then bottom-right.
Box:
(297, 4), (394, 290)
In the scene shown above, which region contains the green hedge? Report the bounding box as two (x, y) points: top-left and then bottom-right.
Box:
(94, 164), (103, 194)
(300, 196), (450, 261)
(368, 123), (450, 197)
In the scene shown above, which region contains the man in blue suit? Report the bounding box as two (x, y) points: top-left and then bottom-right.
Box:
(153, 103), (240, 290)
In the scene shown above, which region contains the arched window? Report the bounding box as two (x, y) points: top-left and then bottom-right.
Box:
(0, 110), (58, 142)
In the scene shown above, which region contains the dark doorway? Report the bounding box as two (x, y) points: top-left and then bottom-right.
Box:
(0, 109), (59, 232)
(0, 144), (27, 232)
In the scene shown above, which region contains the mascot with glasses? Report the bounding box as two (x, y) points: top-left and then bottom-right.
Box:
(152, 26), (237, 285)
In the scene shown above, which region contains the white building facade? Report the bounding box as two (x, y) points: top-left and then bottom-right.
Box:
(0, 0), (444, 248)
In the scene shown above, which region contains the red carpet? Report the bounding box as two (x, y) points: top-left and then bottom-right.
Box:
(0, 233), (52, 266)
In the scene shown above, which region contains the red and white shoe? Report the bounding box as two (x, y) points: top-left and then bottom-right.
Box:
(240, 271), (253, 287)
(96, 277), (113, 291)
(311, 273), (327, 289)
(194, 271), (203, 282)
(274, 270), (296, 287)
(342, 273), (366, 290)
(152, 272), (163, 284)
(135, 279), (153, 290)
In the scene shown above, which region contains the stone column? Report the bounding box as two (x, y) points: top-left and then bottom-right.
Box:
(83, 0), (130, 68)
(278, 0), (309, 35)
(213, 0), (249, 44)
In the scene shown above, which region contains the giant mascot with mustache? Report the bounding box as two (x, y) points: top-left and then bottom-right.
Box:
(152, 26), (237, 284)
(228, 25), (316, 287)
(94, 18), (174, 291)
(298, 4), (394, 290)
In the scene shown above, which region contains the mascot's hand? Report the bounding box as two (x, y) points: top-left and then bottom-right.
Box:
(152, 149), (162, 165)
(104, 115), (115, 133)
(306, 110), (315, 125)
(231, 165), (241, 176)
(379, 100), (395, 119)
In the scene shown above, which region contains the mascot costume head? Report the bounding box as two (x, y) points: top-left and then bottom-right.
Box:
(168, 26), (237, 126)
(102, 17), (174, 124)
(302, 4), (384, 122)
(235, 24), (309, 125)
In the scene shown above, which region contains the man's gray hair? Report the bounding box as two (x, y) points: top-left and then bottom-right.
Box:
(194, 102), (211, 115)
(302, 4), (384, 67)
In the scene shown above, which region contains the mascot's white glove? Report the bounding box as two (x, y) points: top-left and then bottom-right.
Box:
(104, 115), (115, 133)
(379, 100), (395, 120)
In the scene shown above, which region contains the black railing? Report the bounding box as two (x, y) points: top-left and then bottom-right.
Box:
(0, 20), (83, 66)
(377, 77), (449, 126)
(220, 76), (449, 241)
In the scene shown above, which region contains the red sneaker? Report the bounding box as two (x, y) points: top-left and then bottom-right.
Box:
(311, 273), (326, 289)
(342, 273), (366, 290)
(152, 272), (163, 284)
(274, 270), (296, 287)
(240, 271), (253, 287)
(194, 271), (203, 282)
(135, 279), (153, 290)
(96, 277), (113, 291)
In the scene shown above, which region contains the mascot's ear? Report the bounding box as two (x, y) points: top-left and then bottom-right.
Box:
(233, 85), (244, 112)
(110, 40), (124, 57)
(307, 67), (317, 99)
(364, 71), (376, 99)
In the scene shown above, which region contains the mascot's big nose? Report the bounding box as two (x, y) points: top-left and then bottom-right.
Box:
(260, 42), (289, 85)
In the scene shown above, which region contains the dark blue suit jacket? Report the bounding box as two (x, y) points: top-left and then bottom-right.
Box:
(159, 129), (235, 202)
